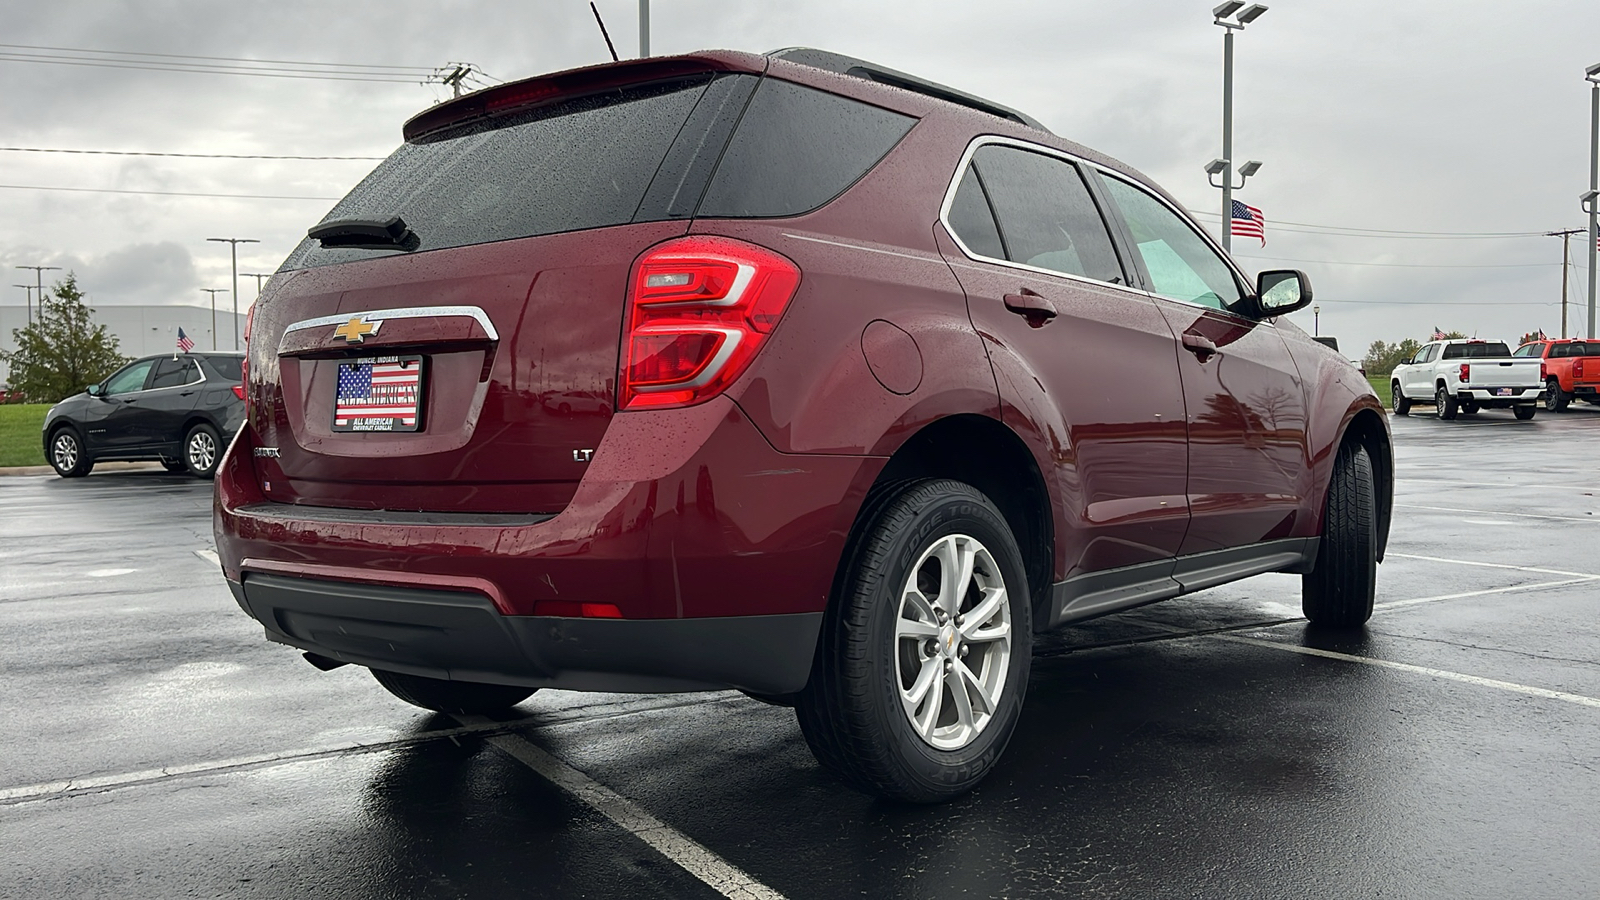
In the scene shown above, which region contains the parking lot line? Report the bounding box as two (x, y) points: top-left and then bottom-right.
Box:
(1397, 504), (1600, 523)
(1387, 552), (1599, 578)
(1373, 577), (1600, 611)
(460, 719), (788, 900)
(1216, 635), (1600, 711)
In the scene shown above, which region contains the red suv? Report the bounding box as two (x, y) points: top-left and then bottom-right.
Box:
(215, 48), (1393, 802)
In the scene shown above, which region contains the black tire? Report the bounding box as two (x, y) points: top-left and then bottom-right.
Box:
(370, 668), (536, 714)
(160, 458), (188, 474)
(1302, 442), (1377, 628)
(1434, 384), (1458, 420)
(795, 479), (1032, 803)
(1460, 400), (1480, 415)
(1514, 404), (1537, 420)
(1391, 382), (1410, 416)
(1546, 378), (1569, 412)
(182, 423), (222, 479)
(47, 427), (92, 478)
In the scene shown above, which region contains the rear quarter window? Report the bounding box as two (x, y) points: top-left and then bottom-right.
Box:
(204, 356), (243, 381)
(696, 78), (916, 218)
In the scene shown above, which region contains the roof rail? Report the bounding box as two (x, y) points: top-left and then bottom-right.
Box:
(767, 47), (1048, 133)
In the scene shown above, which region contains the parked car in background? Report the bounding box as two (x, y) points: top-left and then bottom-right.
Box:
(1312, 336), (1367, 377)
(215, 48), (1393, 803)
(42, 351), (245, 478)
(1391, 339), (1542, 419)
(1513, 338), (1600, 412)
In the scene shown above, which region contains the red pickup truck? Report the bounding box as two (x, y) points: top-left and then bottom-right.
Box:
(1515, 339), (1600, 411)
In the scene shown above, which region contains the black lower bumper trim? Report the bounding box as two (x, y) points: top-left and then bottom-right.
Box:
(236, 573), (821, 695)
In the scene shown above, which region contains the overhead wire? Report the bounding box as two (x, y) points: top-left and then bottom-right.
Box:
(0, 184), (338, 201)
(0, 146), (384, 160)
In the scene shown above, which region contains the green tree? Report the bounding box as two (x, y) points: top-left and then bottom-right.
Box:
(1363, 338), (1423, 378)
(0, 274), (127, 403)
(1518, 331), (1545, 346)
(1438, 330), (1467, 340)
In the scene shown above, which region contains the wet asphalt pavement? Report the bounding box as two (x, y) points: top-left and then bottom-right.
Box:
(4, 404), (1600, 899)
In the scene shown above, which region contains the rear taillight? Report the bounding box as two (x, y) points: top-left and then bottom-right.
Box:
(619, 236), (800, 411)
(1577, 358), (1585, 378)
(1460, 363), (1470, 382)
(241, 304), (255, 416)
(1542, 362), (1549, 380)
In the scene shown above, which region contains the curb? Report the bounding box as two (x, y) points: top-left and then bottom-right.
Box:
(0, 462), (165, 477)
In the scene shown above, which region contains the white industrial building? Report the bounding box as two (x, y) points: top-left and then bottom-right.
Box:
(0, 304), (247, 385)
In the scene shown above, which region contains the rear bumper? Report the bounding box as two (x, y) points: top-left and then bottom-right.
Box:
(233, 572), (821, 694)
(1457, 387), (1542, 403)
(215, 396), (880, 691)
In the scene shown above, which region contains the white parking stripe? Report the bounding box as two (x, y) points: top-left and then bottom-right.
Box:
(1397, 504), (1600, 523)
(1387, 552), (1599, 578)
(193, 548), (220, 567)
(1372, 577), (1600, 611)
(463, 723), (788, 900)
(1216, 635), (1600, 710)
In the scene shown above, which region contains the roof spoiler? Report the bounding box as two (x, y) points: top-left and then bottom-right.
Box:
(767, 47), (1048, 133)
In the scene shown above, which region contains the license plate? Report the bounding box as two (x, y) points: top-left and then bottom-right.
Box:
(332, 355), (424, 432)
(1495, 388), (1514, 396)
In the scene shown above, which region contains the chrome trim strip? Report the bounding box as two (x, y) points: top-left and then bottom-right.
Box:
(279, 305), (499, 353)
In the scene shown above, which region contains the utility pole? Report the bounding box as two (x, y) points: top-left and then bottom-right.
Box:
(201, 289), (227, 350)
(639, 0), (650, 57)
(442, 65), (468, 98)
(206, 237), (258, 350)
(1548, 229), (1582, 338)
(15, 265), (61, 326)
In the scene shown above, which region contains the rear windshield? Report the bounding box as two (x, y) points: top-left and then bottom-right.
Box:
(1441, 342), (1511, 359)
(1552, 341), (1594, 358)
(280, 77), (715, 271)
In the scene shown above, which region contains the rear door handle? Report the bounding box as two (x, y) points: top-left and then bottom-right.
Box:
(1003, 289), (1057, 320)
(1182, 332), (1218, 359)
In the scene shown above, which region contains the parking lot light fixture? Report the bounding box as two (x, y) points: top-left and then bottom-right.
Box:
(1205, 158), (1228, 176)
(1238, 160), (1263, 177)
(1587, 65), (1600, 339)
(1211, 3), (1268, 251)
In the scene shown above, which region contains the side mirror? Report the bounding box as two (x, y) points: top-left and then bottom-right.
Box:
(1251, 269), (1313, 317)
(86, 384), (103, 397)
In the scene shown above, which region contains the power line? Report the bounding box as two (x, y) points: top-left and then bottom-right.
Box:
(1233, 253), (1555, 269)
(0, 184), (338, 201)
(0, 146), (384, 160)
(0, 54), (425, 83)
(0, 42), (433, 71)
(1188, 209), (1548, 238)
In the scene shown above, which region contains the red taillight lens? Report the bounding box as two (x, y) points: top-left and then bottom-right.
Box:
(1460, 363), (1470, 382)
(231, 384), (245, 401)
(1543, 361), (1550, 380)
(619, 236), (801, 411)
(1577, 358), (1585, 378)
(241, 304), (255, 416)
(532, 600), (623, 618)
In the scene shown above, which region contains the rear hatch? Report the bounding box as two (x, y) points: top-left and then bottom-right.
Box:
(249, 56), (767, 513)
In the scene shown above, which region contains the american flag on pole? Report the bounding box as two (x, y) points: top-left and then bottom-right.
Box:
(176, 327), (195, 353)
(1431, 327), (1449, 340)
(1230, 200), (1265, 246)
(334, 357), (420, 430)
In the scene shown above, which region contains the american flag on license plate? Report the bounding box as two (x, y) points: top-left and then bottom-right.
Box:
(335, 358), (420, 427)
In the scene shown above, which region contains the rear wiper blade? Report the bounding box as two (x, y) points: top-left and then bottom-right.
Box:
(308, 216), (417, 250)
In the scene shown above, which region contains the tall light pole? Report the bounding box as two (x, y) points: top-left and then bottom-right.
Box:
(1313, 304), (1320, 336)
(1586, 63), (1600, 339)
(639, 0), (650, 57)
(201, 288), (227, 350)
(240, 273), (271, 297)
(207, 238), (258, 351)
(15, 265), (61, 326)
(1209, 2), (1268, 252)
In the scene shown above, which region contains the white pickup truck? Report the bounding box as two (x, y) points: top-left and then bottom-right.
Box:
(1391, 339), (1544, 420)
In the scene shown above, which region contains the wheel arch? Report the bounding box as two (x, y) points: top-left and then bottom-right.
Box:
(860, 414), (1054, 630)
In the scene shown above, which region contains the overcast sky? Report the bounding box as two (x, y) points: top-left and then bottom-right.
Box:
(4, 0), (1600, 356)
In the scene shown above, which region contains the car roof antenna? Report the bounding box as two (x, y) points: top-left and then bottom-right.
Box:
(590, 3), (620, 63)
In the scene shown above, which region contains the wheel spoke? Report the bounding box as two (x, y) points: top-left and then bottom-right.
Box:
(933, 537), (962, 615)
(950, 539), (977, 611)
(915, 668), (945, 739)
(946, 666), (976, 730)
(959, 587), (1007, 640)
(956, 659), (1002, 716)
(896, 615), (940, 639)
(903, 656), (940, 707)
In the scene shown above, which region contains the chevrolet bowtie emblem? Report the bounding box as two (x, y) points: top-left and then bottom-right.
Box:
(333, 315), (382, 343)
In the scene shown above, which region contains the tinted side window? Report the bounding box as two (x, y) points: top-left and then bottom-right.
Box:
(281, 78), (713, 271)
(971, 145), (1123, 284)
(946, 167), (1006, 261)
(1102, 177), (1244, 310)
(105, 360), (156, 395)
(204, 356), (243, 381)
(1512, 344), (1539, 357)
(149, 358), (197, 389)
(697, 79), (915, 218)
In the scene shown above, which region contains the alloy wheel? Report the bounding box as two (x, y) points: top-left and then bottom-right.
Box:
(894, 533), (1012, 750)
(52, 433), (78, 471)
(187, 431), (216, 472)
